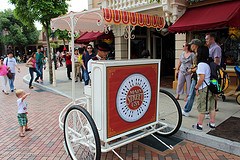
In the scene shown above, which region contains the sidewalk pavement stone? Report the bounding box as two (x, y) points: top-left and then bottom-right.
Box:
(0, 64), (239, 159)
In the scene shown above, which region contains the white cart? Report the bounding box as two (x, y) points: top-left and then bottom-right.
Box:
(59, 59), (182, 160)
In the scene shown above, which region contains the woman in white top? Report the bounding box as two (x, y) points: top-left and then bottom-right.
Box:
(192, 46), (216, 131)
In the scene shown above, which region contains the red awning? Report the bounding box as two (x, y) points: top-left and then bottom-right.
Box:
(168, 1), (240, 33)
(103, 8), (165, 29)
(75, 31), (114, 43)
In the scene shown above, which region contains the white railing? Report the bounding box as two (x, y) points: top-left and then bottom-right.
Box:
(106, 0), (154, 10)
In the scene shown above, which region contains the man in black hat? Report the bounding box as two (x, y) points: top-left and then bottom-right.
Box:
(182, 39), (202, 117)
(87, 42), (111, 75)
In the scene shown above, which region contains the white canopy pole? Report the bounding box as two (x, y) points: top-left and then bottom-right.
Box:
(128, 25), (131, 60)
(70, 13), (76, 103)
(124, 25), (135, 60)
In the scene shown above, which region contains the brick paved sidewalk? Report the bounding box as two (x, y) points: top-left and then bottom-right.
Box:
(0, 64), (239, 160)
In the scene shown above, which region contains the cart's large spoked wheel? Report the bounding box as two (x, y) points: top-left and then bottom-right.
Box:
(236, 94), (240, 105)
(157, 89), (182, 136)
(64, 105), (101, 160)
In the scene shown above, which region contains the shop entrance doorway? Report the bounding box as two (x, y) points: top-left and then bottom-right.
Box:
(154, 33), (175, 88)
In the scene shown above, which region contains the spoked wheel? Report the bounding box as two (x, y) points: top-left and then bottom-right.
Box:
(64, 105), (101, 160)
(157, 89), (182, 136)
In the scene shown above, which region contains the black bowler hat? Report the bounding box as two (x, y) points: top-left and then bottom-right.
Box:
(96, 42), (111, 52)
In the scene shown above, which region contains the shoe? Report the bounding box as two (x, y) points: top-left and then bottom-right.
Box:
(192, 124), (203, 131)
(34, 80), (39, 83)
(19, 133), (25, 137)
(205, 114), (210, 119)
(29, 86), (34, 89)
(208, 123), (216, 129)
(68, 78), (72, 80)
(182, 110), (189, 117)
(2, 90), (9, 95)
(75, 80), (78, 82)
(215, 108), (219, 112)
(11, 90), (14, 92)
(25, 128), (33, 131)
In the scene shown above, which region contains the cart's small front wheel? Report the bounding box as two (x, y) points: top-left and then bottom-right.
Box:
(157, 89), (182, 136)
(64, 105), (101, 160)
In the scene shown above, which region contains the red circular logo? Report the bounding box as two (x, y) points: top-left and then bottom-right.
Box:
(126, 86), (144, 110)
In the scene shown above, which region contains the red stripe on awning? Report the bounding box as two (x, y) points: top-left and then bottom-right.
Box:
(168, 1), (240, 33)
(75, 31), (113, 43)
(103, 8), (165, 29)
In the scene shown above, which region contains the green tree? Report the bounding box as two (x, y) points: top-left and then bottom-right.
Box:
(54, 29), (71, 49)
(10, 0), (69, 84)
(0, 9), (39, 55)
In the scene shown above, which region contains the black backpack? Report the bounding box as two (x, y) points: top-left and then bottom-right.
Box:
(207, 61), (223, 94)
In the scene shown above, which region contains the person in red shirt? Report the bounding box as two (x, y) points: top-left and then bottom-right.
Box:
(63, 52), (72, 80)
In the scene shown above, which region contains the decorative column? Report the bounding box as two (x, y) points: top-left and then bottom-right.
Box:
(112, 25), (128, 60)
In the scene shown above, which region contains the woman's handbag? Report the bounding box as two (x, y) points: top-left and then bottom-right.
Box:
(7, 70), (13, 79)
(25, 63), (33, 67)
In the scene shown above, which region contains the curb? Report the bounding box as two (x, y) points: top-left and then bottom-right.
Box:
(23, 75), (72, 99)
(23, 75), (240, 156)
(174, 126), (240, 156)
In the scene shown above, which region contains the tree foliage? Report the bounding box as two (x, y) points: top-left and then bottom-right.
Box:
(9, 0), (70, 84)
(0, 9), (39, 51)
(54, 29), (71, 47)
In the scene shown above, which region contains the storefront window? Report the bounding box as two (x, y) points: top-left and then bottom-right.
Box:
(131, 38), (146, 59)
(191, 28), (240, 66)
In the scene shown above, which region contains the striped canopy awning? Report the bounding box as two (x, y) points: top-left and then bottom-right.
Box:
(103, 8), (165, 29)
(51, 8), (165, 32)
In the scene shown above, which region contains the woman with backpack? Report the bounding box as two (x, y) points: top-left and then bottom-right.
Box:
(192, 46), (216, 131)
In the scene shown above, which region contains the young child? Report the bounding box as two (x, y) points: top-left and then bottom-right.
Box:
(16, 89), (32, 137)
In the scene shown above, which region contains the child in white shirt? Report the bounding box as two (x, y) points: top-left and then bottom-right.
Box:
(16, 89), (32, 137)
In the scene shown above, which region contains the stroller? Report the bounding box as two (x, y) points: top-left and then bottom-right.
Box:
(221, 65), (240, 105)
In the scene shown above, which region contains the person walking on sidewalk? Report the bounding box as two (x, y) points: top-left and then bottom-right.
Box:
(82, 44), (95, 85)
(74, 49), (81, 82)
(63, 52), (72, 80)
(16, 89), (32, 137)
(175, 43), (195, 101)
(78, 47), (84, 82)
(36, 47), (45, 83)
(0, 56), (9, 95)
(26, 52), (41, 89)
(3, 51), (20, 92)
(182, 39), (202, 117)
(192, 46), (216, 131)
